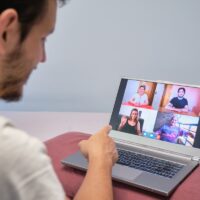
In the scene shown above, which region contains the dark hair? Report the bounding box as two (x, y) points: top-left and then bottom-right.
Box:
(129, 108), (139, 122)
(178, 87), (186, 93)
(139, 85), (146, 90)
(0, 0), (66, 42)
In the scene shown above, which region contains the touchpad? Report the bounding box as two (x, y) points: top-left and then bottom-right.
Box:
(112, 164), (142, 181)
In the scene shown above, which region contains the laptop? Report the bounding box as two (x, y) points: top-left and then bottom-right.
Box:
(62, 78), (200, 196)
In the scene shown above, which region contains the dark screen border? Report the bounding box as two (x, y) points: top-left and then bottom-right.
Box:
(110, 79), (128, 130)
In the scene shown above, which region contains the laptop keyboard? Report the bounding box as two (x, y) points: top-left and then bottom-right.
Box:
(117, 149), (184, 178)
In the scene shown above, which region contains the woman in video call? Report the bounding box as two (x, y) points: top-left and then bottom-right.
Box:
(155, 115), (194, 145)
(118, 108), (141, 135)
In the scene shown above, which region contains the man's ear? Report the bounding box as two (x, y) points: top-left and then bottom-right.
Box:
(0, 9), (20, 56)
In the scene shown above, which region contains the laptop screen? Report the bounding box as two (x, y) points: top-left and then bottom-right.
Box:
(110, 78), (200, 148)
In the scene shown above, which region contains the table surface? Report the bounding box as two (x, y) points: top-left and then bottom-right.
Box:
(46, 132), (200, 200)
(159, 107), (197, 117)
(1, 112), (110, 141)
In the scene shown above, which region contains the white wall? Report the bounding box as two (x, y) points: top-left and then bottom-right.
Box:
(1, 0), (200, 112)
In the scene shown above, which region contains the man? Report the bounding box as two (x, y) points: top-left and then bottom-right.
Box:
(0, 1), (118, 200)
(129, 85), (149, 106)
(166, 87), (189, 112)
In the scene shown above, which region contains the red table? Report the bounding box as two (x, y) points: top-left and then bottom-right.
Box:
(122, 102), (153, 109)
(45, 132), (200, 200)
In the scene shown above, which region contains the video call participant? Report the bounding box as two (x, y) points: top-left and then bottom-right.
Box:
(0, 1), (118, 200)
(118, 108), (141, 135)
(155, 115), (194, 145)
(129, 85), (149, 106)
(166, 87), (189, 113)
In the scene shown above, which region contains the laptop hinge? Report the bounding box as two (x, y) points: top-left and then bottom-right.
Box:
(192, 156), (200, 163)
(115, 138), (193, 161)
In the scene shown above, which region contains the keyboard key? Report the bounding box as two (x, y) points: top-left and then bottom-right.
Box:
(117, 149), (184, 178)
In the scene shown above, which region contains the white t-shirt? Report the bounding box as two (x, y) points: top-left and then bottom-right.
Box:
(0, 116), (65, 200)
(132, 93), (148, 105)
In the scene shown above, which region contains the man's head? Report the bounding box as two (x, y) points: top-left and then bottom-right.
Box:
(0, 0), (66, 101)
(177, 87), (186, 98)
(138, 85), (146, 96)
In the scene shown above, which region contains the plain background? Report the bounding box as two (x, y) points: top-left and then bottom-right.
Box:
(1, 0), (200, 112)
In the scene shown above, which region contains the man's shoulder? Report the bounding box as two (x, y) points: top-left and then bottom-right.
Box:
(143, 93), (148, 98)
(0, 116), (65, 200)
(0, 115), (54, 188)
(0, 115), (44, 150)
(0, 116), (12, 130)
(133, 93), (139, 97)
(171, 97), (178, 100)
(0, 115), (48, 171)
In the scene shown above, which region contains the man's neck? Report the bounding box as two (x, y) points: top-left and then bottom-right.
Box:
(177, 96), (184, 100)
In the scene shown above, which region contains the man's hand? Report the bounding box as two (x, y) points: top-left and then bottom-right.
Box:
(75, 126), (118, 200)
(79, 125), (118, 168)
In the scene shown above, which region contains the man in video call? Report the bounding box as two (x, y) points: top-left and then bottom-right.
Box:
(0, 0), (118, 200)
(129, 85), (149, 106)
(166, 87), (189, 113)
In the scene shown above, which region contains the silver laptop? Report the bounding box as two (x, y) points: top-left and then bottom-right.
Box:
(62, 78), (200, 196)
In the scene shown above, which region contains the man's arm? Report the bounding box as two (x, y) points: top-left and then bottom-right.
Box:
(168, 105), (189, 113)
(141, 94), (148, 106)
(129, 93), (137, 104)
(129, 98), (135, 104)
(165, 102), (173, 110)
(174, 105), (189, 113)
(74, 126), (118, 200)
